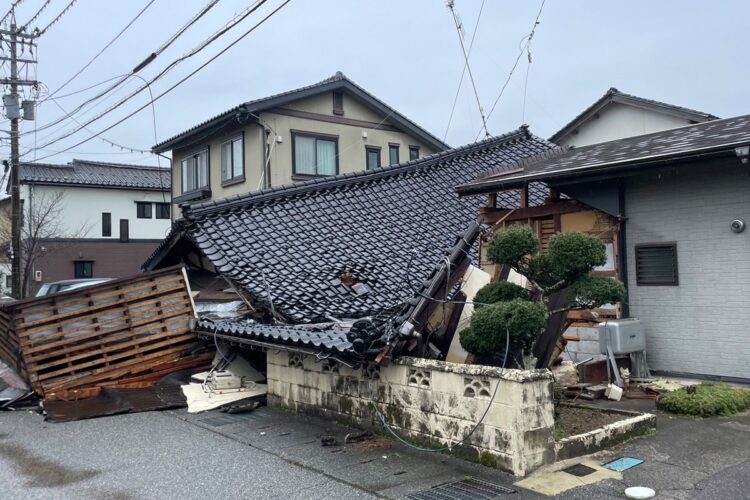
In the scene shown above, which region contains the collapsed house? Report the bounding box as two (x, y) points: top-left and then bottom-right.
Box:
(143, 127), (551, 364)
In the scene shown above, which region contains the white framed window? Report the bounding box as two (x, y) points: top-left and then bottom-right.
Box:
(181, 149), (209, 193)
(221, 134), (244, 184)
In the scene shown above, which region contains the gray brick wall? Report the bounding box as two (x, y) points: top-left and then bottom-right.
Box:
(625, 163), (750, 380)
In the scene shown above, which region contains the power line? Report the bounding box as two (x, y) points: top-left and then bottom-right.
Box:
(22, 0), (270, 155)
(476, 0), (546, 140)
(37, 0), (78, 36)
(28, 0), (294, 162)
(447, 0), (489, 138)
(19, 0), (51, 32)
(1, 0), (25, 25)
(443, 0), (485, 142)
(41, 0), (157, 101)
(21, 0), (221, 138)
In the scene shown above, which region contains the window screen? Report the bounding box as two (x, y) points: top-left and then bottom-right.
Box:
(635, 243), (678, 285)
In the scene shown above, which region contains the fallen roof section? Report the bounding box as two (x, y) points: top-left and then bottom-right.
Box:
(457, 114), (750, 196)
(549, 87), (719, 144)
(18, 159), (170, 191)
(144, 128), (552, 329)
(153, 71), (449, 153)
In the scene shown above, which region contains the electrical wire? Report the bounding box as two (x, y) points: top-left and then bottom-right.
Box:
(25, 0), (295, 162)
(20, 0), (270, 154)
(1, 0), (25, 25)
(40, 0), (157, 102)
(19, 0), (51, 32)
(476, 0), (546, 140)
(447, 0), (489, 138)
(20, 0), (222, 138)
(443, 0), (485, 142)
(37, 0), (78, 36)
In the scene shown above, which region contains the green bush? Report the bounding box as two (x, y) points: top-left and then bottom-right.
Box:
(547, 232), (607, 283)
(656, 383), (750, 417)
(474, 281), (529, 307)
(569, 276), (627, 309)
(460, 299), (548, 357)
(486, 224), (538, 268)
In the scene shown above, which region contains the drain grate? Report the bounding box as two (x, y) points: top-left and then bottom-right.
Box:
(407, 477), (515, 499)
(561, 463), (597, 477)
(200, 409), (270, 427)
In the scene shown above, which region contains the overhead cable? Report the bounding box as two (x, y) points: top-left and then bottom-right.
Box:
(41, 0), (158, 101)
(22, 0), (221, 137)
(37, 0), (78, 36)
(19, 0), (51, 32)
(477, 0), (546, 140)
(26, 0), (293, 162)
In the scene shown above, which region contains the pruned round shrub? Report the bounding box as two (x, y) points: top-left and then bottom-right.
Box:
(656, 383), (750, 417)
(487, 224), (539, 268)
(569, 276), (627, 309)
(474, 281), (529, 307)
(548, 232), (607, 282)
(460, 298), (548, 357)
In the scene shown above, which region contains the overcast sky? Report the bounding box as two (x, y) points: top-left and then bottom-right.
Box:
(2, 0), (748, 166)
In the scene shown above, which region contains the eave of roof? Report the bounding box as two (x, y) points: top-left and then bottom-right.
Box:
(152, 72), (449, 153)
(549, 87), (719, 144)
(459, 114), (750, 196)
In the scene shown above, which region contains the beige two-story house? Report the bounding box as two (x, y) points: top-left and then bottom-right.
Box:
(153, 72), (449, 214)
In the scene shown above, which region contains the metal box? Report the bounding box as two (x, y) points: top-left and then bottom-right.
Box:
(599, 318), (646, 354)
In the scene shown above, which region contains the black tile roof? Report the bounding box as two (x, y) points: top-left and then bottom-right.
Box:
(18, 159), (170, 191)
(145, 128), (552, 333)
(153, 71), (449, 153)
(197, 318), (353, 355)
(457, 114), (750, 196)
(550, 87), (719, 144)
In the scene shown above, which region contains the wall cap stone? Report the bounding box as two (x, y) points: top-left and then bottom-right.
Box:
(393, 357), (554, 383)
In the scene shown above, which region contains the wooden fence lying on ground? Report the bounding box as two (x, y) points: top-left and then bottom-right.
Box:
(0, 266), (212, 398)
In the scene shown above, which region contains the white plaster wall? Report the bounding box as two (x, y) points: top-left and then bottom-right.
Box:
(558, 103), (697, 148)
(625, 164), (750, 379)
(22, 184), (171, 240)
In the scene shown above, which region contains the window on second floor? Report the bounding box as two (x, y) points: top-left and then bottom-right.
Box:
(136, 202), (152, 219)
(409, 145), (420, 160)
(389, 144), (400, 165)
(181, 149), (209, 193)
(366, 147), (381, 170)
(155, 203), (170, 219)
(292, 132), (338, 177)
(221, 135), (244, 184)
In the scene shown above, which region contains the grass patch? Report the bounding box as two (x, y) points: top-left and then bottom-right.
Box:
(656, 382), (750, 417)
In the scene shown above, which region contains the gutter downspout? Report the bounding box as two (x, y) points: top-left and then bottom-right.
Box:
(618, 178), (630, 318)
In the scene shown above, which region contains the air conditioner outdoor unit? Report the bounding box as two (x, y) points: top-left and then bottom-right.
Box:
(598, 318), (645, 354)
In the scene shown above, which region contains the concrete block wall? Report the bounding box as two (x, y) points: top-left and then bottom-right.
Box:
(267, 352), (555, 476)
(562, 326), (605, 363)
(625, 164), (750, 380)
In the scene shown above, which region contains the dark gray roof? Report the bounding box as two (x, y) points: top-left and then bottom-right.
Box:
(458, 114), (750, 196)
(153, 71), (449, 153)
(197, 319), (353, 355)
(145, 128), (552, 333)
(19, 159), (170, 191)
(549, 87), (719, 144)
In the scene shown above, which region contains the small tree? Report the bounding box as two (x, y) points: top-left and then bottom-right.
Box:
(460, 225), (626, 367)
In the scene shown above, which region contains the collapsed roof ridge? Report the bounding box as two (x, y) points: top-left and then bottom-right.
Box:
(474, 145), (567, 181)
(184, 126), (533, 217)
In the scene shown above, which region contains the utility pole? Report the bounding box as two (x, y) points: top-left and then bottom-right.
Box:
(1, 20), (38, 299)
(9, 24), (21, 299)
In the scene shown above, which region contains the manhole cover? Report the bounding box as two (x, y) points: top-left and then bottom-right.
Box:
(407, 477), (515, 499)
(562, 463), (597, 477)
(200, 409), (270, 427)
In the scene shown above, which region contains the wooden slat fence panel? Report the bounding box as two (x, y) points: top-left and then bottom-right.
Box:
(0, 266), (206, 397)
